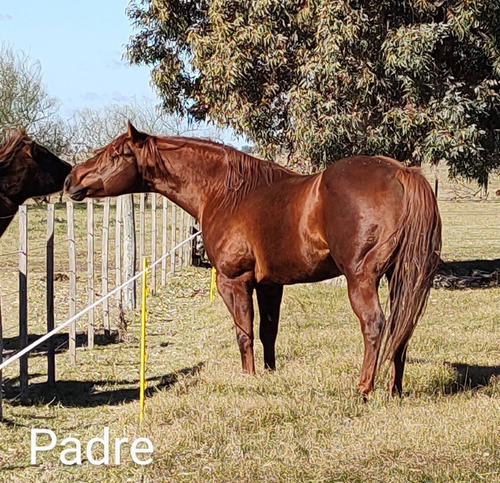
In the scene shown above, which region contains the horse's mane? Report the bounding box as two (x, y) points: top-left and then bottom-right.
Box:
(0, 130), (29, 170)
(145, 135), (297, 207)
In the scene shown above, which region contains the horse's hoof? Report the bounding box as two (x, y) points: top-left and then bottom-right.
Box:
(388, 389), (409, 399)
(357, 389), (370, 403)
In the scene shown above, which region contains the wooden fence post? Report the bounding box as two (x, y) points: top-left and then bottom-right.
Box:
(123, 194), (136, 310)
(188, 215), (195, 265)
(102, 199), (110, 334)
(46, 204), (55, 386)
(139, 193), (146, 262)
(170, 203), (177, 274)
(67, 202), (77, 365)
(181, 212), (186, 267)
(183, 211), (190, 266)
(18, 205), (28, 404)
(115, 197), (122, 303)
(151, 193), (157, 294)
(87, 200), (95, 349)
(161, 197), (168, 285)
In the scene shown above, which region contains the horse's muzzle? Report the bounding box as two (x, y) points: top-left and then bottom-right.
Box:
(64, 174), (88, 201)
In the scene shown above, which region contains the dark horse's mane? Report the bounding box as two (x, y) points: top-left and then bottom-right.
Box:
(0, 130), (28, 171)
(143, 135), (298, 207)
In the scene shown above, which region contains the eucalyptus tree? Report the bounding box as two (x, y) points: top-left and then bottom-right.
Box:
(127, 0), (500, 185)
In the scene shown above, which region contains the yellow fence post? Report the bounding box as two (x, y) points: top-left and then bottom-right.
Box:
(139, 257), (148, 423)
(210, 266), (217, 302)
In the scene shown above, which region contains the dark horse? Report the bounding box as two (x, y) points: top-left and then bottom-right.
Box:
(0, 130), (72, 235)
(65, 123), (441, 396)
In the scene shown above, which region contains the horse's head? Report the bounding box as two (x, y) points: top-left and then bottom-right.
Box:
(65, 122), (148, 201)
(0, 130), (72, 202)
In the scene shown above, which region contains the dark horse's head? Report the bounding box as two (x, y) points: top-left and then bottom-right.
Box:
(0, 130), (72, 234)
(65, 122), (148, 201)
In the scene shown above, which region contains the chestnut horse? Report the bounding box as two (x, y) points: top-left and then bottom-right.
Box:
(65, 123), (441, 396)
(0, 130), (72, 235)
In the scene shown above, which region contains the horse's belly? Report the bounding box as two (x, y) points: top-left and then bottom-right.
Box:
(255, 249), (341, 285)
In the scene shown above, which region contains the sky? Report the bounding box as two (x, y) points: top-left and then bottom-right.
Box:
(0, 1), (243, 144)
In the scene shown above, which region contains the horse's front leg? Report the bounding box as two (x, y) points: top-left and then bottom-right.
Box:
(216, 271), (256, 374)
(256, 283), (283, 370)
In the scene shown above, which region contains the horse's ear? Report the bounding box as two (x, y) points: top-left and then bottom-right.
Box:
(127, 121), (148, 146)
(21, 140), (36, 159)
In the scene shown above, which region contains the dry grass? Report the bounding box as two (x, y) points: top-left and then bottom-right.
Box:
(0, 172), (498, 482)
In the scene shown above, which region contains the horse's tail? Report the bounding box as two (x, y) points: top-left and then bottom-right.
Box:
(380, 167), (442, 365)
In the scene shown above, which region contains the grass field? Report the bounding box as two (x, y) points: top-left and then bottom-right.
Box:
(0, 172), (499, 482)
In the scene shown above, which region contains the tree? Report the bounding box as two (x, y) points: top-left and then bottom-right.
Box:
(0, 45), (67, 153)
(68, 98), (223, 154)
(127, 0), (500, 185)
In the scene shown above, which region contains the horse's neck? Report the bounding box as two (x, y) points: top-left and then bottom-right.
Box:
(0, 194), (18, 236)
(146, 141), (294, 220)
(146, 144), (225, 220)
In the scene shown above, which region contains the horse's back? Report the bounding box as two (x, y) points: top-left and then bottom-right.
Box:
(322, 155), (404, 189)
(207, 154), (420, 284)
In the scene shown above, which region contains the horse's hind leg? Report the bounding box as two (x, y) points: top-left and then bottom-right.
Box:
(390, 341), (408, 396)
(256, 284), (283, 370)
(345, 273), (385, 397)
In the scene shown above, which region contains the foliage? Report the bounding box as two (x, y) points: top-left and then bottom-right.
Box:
(127, 0), (500, 184)
(0, 45), (68, 153)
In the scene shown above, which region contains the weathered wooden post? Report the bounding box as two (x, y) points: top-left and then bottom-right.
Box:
(170, 204), (177, 274)
(67, 202), (77, 365)
(139, 193), (146, 262)
(19, 205), (28, 404)
(183, 211), (190, 266)
(46, 204), (55, 386)
(188, 215), (195, 265)
(87, 200), (95, 349)
(161, 197), (168, 285)
(123, 194), (136, 310)
(151, 193), (157, 294)
(179, 210), (186, 269)
(102, 199), (110, 334)
(115, 196), (122, 302)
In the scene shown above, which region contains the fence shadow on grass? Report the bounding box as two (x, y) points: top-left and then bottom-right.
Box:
(3, 362), (204, 408)
(1, 330), (120, 358)
(444, 362), (500, 394)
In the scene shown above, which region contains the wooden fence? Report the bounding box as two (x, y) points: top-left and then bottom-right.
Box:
(0, 194), (198, 404)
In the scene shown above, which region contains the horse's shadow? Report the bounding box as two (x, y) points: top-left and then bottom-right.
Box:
(2, 362), (204, 408)
(435, 258), (500, 289)
(438, 259), (500, 274)
(445, 362), (500, 394)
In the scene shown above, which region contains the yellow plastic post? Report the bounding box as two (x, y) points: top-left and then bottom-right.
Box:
(210, 266), (217, 302)
(139, 257), (148, 423)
